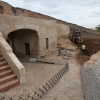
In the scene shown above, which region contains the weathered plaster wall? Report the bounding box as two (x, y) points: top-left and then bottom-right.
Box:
(57, 24), (70, 38)
(0, 1), (70, 56)
(0, 14), (57, 56)
(8, 29), (39, 57)
(0, 0), (100, 38)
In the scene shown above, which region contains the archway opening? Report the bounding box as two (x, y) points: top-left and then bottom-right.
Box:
(0, 5), (4, 14)
(7, 29), (39, 58)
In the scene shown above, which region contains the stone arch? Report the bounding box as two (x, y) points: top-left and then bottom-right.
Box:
(0, 5), (4, 14)
(7, 29), (39, 58)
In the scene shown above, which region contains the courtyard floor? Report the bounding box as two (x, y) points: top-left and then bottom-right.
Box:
(3, 52), (84, 100)
(41, 53), (84, 100)
(3, 62), (63, 96)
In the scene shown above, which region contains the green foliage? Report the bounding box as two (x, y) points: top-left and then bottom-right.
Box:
(95, 24), (100, 32)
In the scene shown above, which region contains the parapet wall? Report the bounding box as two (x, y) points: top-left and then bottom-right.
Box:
(81, 53), (100, 100)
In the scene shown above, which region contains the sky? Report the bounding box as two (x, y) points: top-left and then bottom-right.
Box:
(1, 0), (100, 28)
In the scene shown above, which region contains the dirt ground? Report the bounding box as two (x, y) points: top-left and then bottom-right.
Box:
(76, 38), (100, 56)
(57, 36), (77, 49)
(76, 53), (90, 65)
(84, 51), (100, 66)
(41, 53), (84, 100)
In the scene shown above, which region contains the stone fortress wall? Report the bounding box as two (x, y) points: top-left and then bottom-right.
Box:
(0, 1), (100, 39)
(1, 1), (100, 99)
(0, 1), (70, 57)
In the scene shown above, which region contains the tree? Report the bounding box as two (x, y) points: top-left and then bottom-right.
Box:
(95, 24), (100, 32)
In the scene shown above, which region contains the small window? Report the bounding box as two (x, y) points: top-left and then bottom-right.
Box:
(46, 38), (49, 49)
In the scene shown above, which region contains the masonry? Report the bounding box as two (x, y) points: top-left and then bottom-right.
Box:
(0, 14), (58, 57)
(0, 1), (70, 88)
(1, 0), (100, 95)
(1, 1), (99, 42)
(0, 1), (70, 58)
(81, 52), (100, 100)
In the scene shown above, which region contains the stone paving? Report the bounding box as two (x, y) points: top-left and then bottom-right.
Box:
(2, 63), (63, 97)
(41, 54), (84, 100)
(2, 51), (84, 100)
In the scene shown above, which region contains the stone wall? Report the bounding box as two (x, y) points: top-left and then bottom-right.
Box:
(81, 56), (100, 100)
(0, 1), (100, 38)
(0, 1), (53, 19)
(0, 1), (13, 15)
(0, 14), (58, 56)
(57, 23), (70, 38)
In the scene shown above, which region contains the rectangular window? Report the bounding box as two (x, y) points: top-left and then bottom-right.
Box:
(25, 43), (30, 55)
(46, 38), (49, 49)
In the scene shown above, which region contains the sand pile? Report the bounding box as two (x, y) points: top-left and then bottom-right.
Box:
(57, 36), (77, 49)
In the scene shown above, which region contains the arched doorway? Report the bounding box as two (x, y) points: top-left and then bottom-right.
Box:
(0, 5), (4, 14)
(7, 29), (39, 58)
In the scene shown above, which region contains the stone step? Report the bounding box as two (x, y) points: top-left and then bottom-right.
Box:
(0, 70), (13, 78)
(0, 65), (11, 72)
(0, 75), (17, 85)
(0, 79), (20, 92)
(0, 61), (8, 67)
(0, 51), (20, 91)
(0, 57), (5, 62)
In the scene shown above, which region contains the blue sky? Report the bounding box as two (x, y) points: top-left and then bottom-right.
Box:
(1, 0), (100, 28)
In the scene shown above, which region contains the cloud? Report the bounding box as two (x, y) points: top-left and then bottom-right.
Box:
(1, 0), (24, 7)
(1, 0), (100, 28)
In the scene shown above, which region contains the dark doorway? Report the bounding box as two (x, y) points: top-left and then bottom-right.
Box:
(7, 29), (39, 57)
(25, 43), (30, 55)
(46, 38), (49, 49)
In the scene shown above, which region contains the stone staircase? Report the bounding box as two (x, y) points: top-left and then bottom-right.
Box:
(0, 52), (20, 92)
